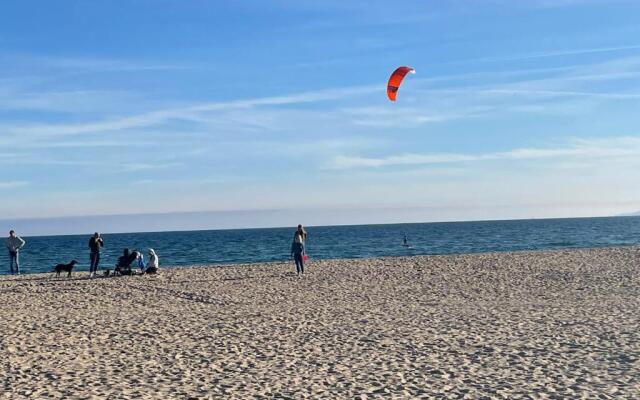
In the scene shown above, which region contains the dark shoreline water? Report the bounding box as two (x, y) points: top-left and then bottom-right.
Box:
(3, 216), (640, 275)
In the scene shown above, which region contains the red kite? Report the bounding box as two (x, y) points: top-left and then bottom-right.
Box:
(387, 66), (415, 101)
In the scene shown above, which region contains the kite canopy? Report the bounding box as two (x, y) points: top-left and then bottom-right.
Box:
(387, 66), (415, 101)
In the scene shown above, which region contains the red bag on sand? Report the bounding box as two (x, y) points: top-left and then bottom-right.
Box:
(303, 255), (309, 262)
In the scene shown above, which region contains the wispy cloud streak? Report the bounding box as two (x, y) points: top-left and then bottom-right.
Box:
(445, 44), (640, 66)
(2, 85), (381, 139)
(1, 54), (191, 72)
(328, 137), (640, 169)
(0, 181), (30, 189)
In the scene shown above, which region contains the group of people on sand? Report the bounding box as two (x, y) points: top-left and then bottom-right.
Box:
(112, 247), (159, 277)
(6, 224), (306, 276)
(89, 232), (159, 278)
(4, 229), (159, 277)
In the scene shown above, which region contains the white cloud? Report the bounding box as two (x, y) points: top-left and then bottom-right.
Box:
(0, 84), (381, 140)
(118, 162), (183, 172)
(2, 54), (639, 146)
(0, 181), (29, 189)
(0, 90), (160, 114)
(7, 140), (156, 149)
(447, 44), (640, 65)
(328, 136), (640, 169)
(460, 89), (640, 99)
(1, 53), (191, 72)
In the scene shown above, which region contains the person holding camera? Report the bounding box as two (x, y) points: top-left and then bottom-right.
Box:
(88, 232), (104, 278)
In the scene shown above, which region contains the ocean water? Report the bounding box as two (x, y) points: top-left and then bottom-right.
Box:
(3, 216), (640, 275)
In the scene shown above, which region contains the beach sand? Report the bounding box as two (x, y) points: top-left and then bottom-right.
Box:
(1, 247), (639, 399)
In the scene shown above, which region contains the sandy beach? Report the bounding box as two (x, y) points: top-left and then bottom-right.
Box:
(1, 247), (639, 399)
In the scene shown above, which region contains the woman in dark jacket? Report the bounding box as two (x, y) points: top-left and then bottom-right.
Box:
(88, 232), (104, 278)
(291, 233), (306, 276)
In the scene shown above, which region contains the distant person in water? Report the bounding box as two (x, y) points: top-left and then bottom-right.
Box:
(295, 224), (307, 243)
(291, 232), (306, 276)
(143, 249), (159, 274)
(88, 232), (104, 278)
(6, 230), (25, 274)
(403, 234), (408, 246)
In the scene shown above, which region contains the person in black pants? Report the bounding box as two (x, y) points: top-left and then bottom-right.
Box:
(291, 233), (306, 276)
(6, 230), (25, 275)
(88, 232), (104, 278)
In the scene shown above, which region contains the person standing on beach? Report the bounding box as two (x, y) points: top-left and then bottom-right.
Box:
(88, 232), (104, 278)
(5, 230), (25, 275)
(291, 232), (306, 276)
(295, 224), (307, 243)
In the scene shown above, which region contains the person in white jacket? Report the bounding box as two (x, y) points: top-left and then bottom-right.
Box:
(143, 249), (159, 274)
(6, 230), (26, 274)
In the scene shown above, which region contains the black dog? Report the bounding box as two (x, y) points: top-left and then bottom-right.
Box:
(53, 260), (78, 278)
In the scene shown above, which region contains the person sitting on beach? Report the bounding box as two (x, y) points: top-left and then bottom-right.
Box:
(132, 250), (145, 271)
(291, 233), (306, 276)
(114, 248), (137, 275)
(142, 249), (159, 274)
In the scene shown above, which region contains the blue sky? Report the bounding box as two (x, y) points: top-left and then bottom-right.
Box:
(2, 0), (640, 232)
